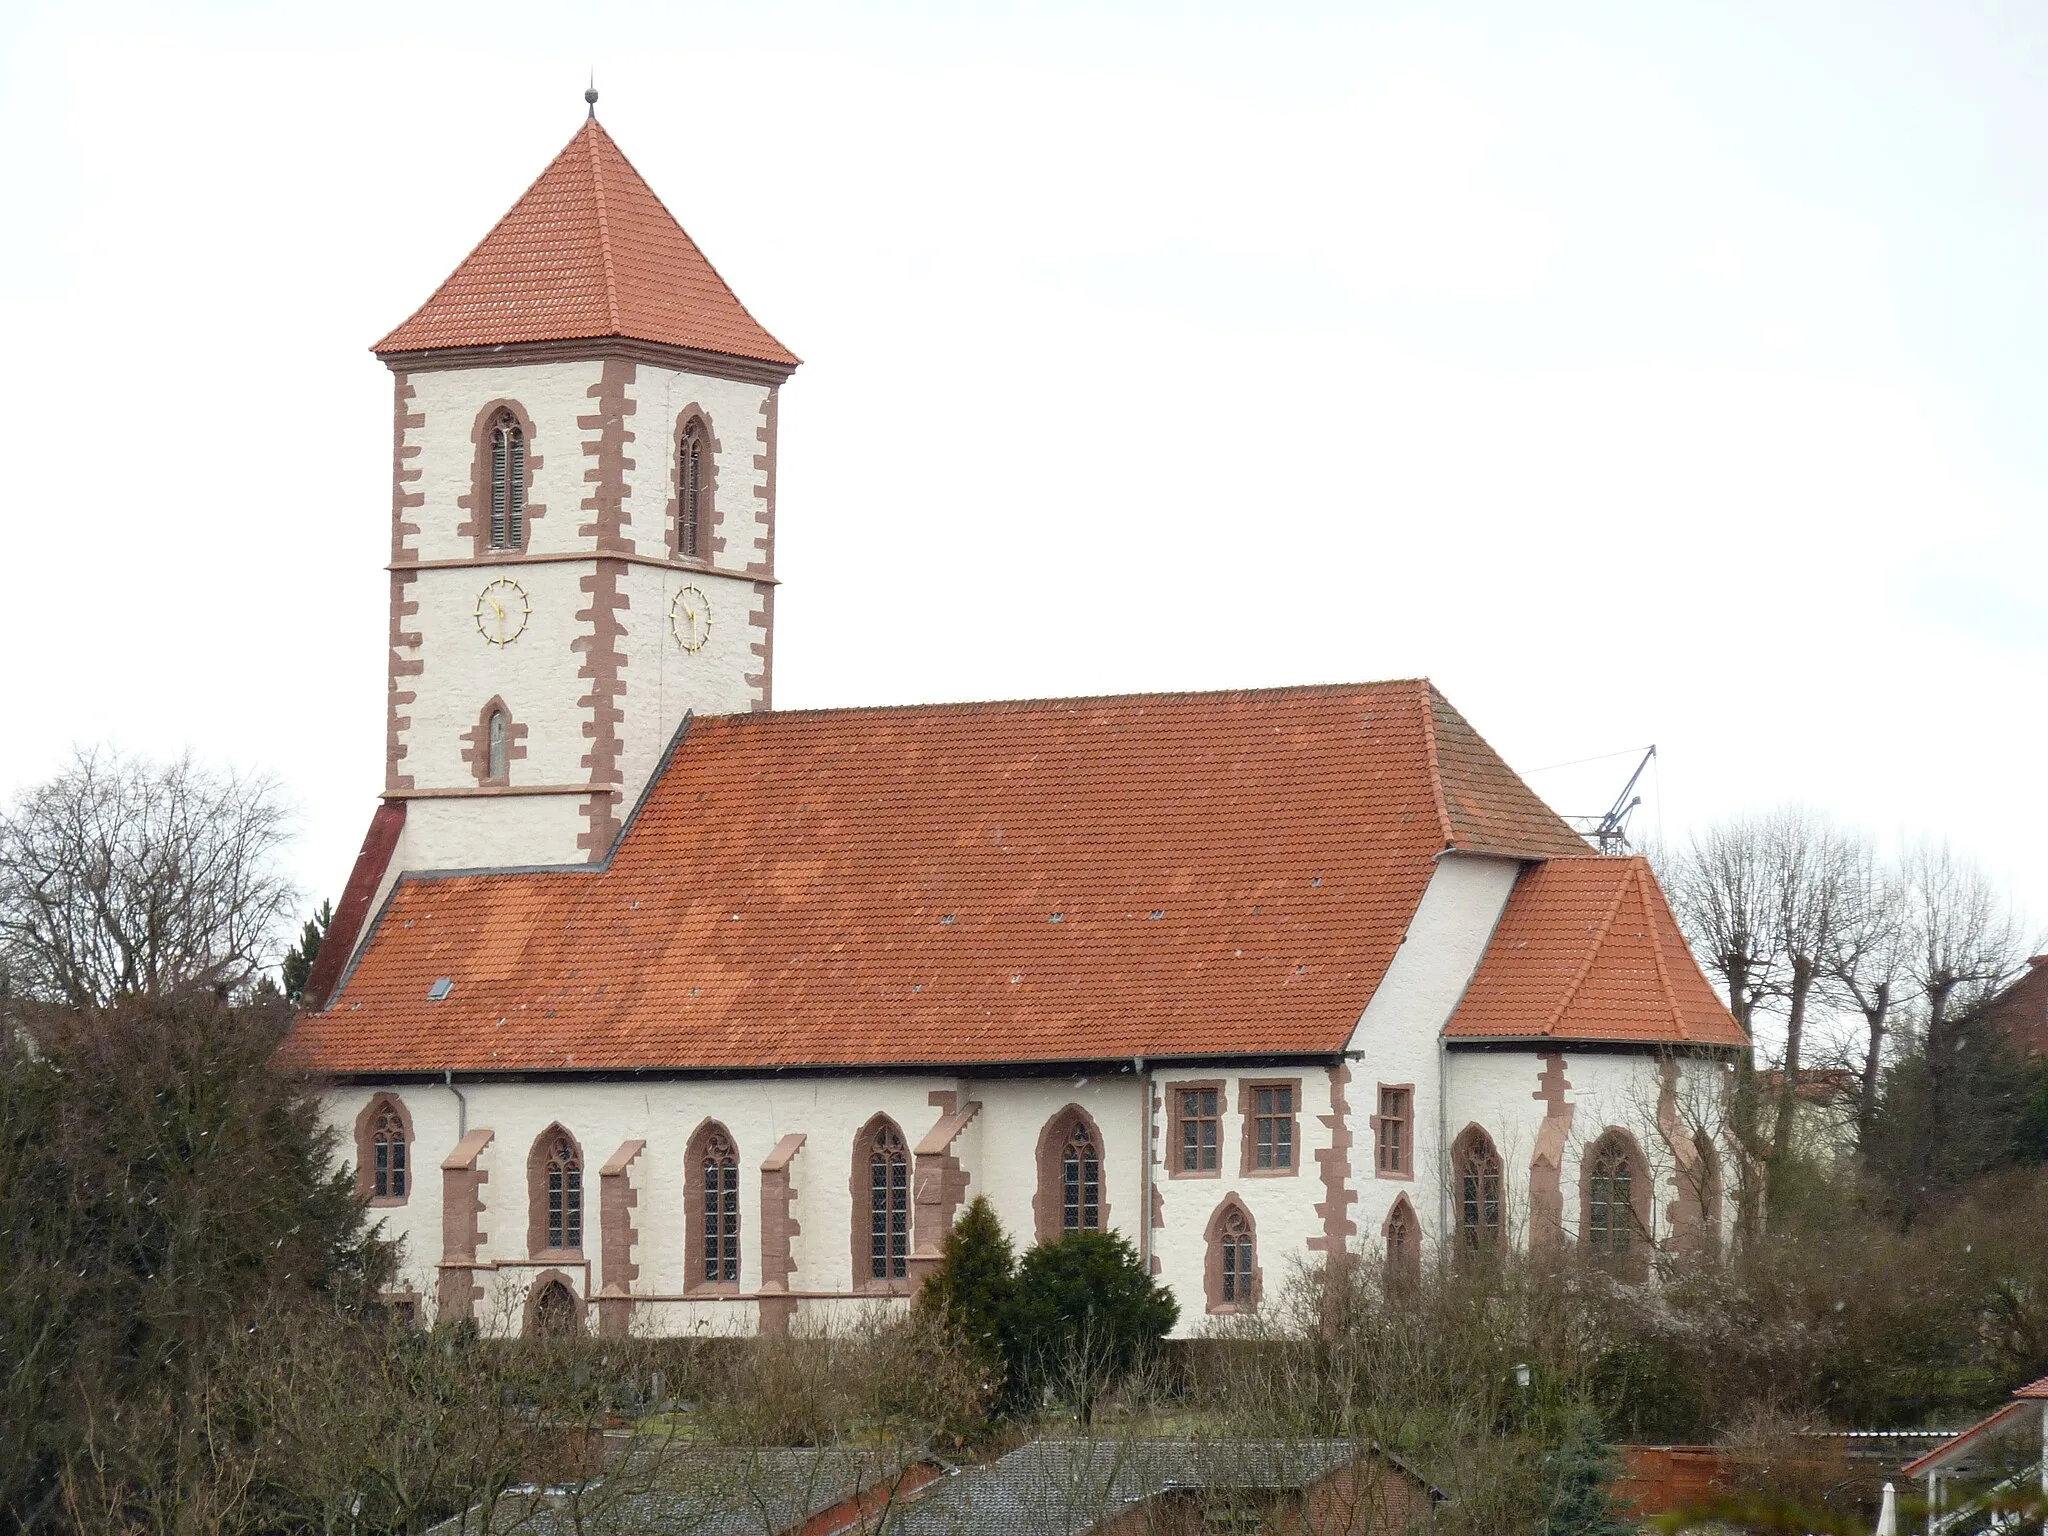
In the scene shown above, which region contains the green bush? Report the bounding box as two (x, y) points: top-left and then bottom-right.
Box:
(1007, 1227), (1178, 1420)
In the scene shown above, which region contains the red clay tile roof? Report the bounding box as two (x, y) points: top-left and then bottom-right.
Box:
(2017, 1374), (2048, 1400)
(282, 681), (1629, 1076)
(375, 119), (798, 366)
(1446, 856), (1746, 1046)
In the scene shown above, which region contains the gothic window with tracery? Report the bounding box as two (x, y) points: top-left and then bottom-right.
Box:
(1217, 1203), (1255, 1306)
(867, 1123), (909, 1282)
(1455, 1128), (1503, 1251)
(490, 412), (527, 550)
(1385, 1195), (1421, 1287)
(371, 1099), (408, 1200)
(1062, 1119), (1101, 1232)
(544, 1132), (582, 1251)
(1586, 1135), (1637, 1255)
(700, 1126), (740, 1285)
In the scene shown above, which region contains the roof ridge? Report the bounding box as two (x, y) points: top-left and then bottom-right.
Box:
(691, 678), (1437, 724)
(586, 121), (621, 332)
(1414, 681), (1455, 850)
(1630, 857), (1690, 1043)
(1542, 862), (1635, 1035)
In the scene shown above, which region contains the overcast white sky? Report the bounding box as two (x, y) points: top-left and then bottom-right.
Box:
(2, 0), (2045, 958)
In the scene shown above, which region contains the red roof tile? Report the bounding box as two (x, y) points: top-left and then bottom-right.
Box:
(282, 682), (1657, 1076)
(375, 119), (798, 366)
(1446, 856), (1746, 1046)
(2016, 1374), (2048, 1400)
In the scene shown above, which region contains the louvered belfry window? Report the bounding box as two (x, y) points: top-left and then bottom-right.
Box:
(490, 413), (526, 550)
(487, 710), (508, 783)
(702, 1128), (741, 1284)
(678, 423), (703, 558)
(869, 1125), (910, 1281)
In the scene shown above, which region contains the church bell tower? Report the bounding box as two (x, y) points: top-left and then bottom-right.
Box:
(369, 109), (799, 878)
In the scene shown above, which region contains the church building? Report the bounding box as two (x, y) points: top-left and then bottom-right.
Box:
(281, 110), (1748, 1338)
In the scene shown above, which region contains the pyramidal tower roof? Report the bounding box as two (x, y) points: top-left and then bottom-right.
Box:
(375, 118), (799, 367)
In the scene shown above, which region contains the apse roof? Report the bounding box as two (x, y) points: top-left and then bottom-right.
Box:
(1445, 855), (1747, 1046)
(375, 118), (799, 366)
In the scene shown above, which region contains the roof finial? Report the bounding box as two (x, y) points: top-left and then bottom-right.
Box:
(585, 73), (599, 119)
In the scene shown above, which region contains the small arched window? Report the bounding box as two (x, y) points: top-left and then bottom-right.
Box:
(1218, 1204), (1255, 1306)
(699, 1125), (740, 1286)
(1454, 1127), (1503, 1252)
(530, 1277), (579, 1338)
(1061, 1120), (1101, 1234)
(489, 411), (527, 550)
(372, 1100), (408, 1200)
(678, 422), (704, 559)
(866, 1122), (910, 1284)
(1384, 1194), (1421, 1289)
(487, 709), (508, 783)
(1585, 1134), (1640, 1256)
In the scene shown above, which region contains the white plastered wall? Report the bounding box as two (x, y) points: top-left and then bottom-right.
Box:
(1445, 1048), (1731, 1252)
(1345, 853), (1522, 1252)
(381, 357), (776, 881)
(323, 1064), (1355, 1340)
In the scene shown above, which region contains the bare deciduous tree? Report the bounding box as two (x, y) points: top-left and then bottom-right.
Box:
(1822, 842), (1910, 1151)
(0, 748), (296, 1007)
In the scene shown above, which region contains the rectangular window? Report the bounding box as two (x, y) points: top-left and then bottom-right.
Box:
(1376, 1085), (1412, 1177)
(1176, 1085), (1221, 1174)
(1248, 1083), (1296, 1172)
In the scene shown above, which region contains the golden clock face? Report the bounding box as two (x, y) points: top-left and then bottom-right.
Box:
(474, 578), (531, 647)
(670, 584), (712, 653)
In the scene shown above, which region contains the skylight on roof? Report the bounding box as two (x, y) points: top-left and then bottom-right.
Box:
(428, 977), (453, 1001)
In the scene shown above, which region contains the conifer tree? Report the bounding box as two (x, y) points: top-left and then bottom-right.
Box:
(916, 1195), (1016, 1373)
(281, 899), (332, 1004)
(1540, 1407), (1633, 1536)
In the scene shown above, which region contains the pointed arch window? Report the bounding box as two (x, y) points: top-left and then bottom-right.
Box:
(1583, 1131), (1648, 1266)
(487, 709), (508, 783)
(529, 1128), (584, 1254)
(1454, 1127), (1503, 1251)
(372, 1100), (408, 1200)
(490, 412), (527, 550)
(1062, 1120), (1101, 1233)
(356, 1094), (412, 1206)
(865, 1121), (910, 1284)
(678, 421), (704, 559)
(1384, 1195), (1421, 1289)
(693, 1123), (741, 1286)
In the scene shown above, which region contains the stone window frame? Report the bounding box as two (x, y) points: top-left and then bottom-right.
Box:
(459, 399), (546, 557)
(527, 1123), (587, 1258)
(669, 406), (721, 563)
(1237, 1077), (1303, 1178)
(524, 1270), (583, 1338)
(1382, 1193), (1422, 1290)
(1579, 1126), (1653, 1277)
(1371, 1082), (1414, 1180)
(851, 1114), (913, 1296)
(1165, 1079), (1226, 1179)
(353, 1092), (414, 1207)
(1203, 1196), (1261, 1314)
(1033, 1104), (1111, 1244)
(461, 695), (528, 788)
(1451, 1123), (1504, 1253)
(684, 1118), (743, 1295)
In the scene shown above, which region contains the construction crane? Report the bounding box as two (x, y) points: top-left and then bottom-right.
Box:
(1565, 746), (1656, 855)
